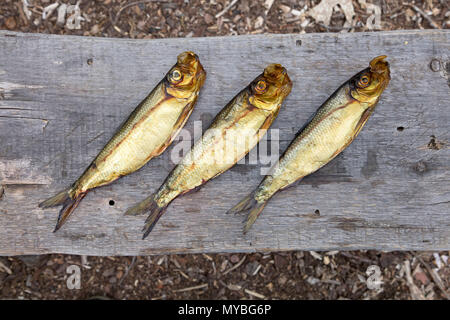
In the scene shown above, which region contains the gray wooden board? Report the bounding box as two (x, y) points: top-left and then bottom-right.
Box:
(0, 30), (449, 256)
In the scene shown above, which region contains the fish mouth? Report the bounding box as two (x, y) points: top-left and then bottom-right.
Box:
(263, 63), (292, 97)
(369, 55), (390, 91)
(352, 56), (390, 102)
(264, 64), (287, 84)
(176, 51), (206, 89)
(177, 51), (200, 68)
(370, 55), (390, 76)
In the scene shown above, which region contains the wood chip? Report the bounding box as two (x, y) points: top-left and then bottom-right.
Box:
(279, 4), (291, 15)
(415, 255), (450, 300)
(227, 284), (242, 291)
(309, 251), (322, 260)
(202, 253), (213, 261)
(157, 256), (165, 265)
(4, 17), (17, 30)
(254, 16), (264, 29)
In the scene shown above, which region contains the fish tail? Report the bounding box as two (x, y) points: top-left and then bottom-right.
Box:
(53, 192), (87, 232)
(227, 190), (269, 234)
(142, 199), (168, 239)
(226, 192), (257, 215)
(124, 194), (168, 239)
(242, 200), (267, 234)
(39, 187), (71, 208)
(124, 195), (154, 216)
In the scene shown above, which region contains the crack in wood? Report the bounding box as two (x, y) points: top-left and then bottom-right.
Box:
(0, 115), (49, 122)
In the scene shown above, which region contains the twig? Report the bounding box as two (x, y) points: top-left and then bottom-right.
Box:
(175, 269), (190, 280)
(415, 254), (450, 300)
(403, 3), (441, 29)
(202, 253), (213, 261)
(244, 289), (266, 299)
(173, 283), (208, 292)
(318, 23), (353, 32)
(215, 0), (239, 19)
(252, 264), (262, 276)
(212, 261), (217, 276)
(404, 260), (426, 300)
(15, 1), (28, 25)
(223, 256), (246, 275)
(118, 256), (137, 286)
(0, 260), (12, 274)
(339, 252), (376, 264)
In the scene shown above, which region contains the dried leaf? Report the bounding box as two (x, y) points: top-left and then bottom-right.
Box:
(42, 2), (59, 20)
(308, 0), (355, 27)
(22, 0), (32, 20)
(309, 251), (322, 260)
(358, 0), (381, 30)
(264, 0), (275, 15)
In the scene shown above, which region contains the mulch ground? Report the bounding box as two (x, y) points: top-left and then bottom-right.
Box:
(0, 0), (449, 300)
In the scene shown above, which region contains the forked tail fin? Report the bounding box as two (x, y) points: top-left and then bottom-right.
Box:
(242, 201), (267, 234)
(124, 195), (153, 216)
(39, 188), (88, 232)
(53, 192), (87, 232)
(142, 201), (168, 239)
(39, 188), (71, 208)
(227, 191), (268, 234)
(124, 194), (168, 239)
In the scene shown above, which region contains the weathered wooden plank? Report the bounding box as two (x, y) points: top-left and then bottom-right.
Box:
(0, 30), (449, 255)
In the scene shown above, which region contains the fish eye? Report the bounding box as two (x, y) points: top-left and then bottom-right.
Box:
(255, 80), (267, 93)
(358, 74), (370, 88)
(169, 69), (182, 83)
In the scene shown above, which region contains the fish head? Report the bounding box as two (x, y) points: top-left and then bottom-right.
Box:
(248, 63), (292, 111)
(350, 55), (390, 105)
(165, 51), (206, 99)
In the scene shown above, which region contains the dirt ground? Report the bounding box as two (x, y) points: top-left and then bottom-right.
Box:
(0, 0), (449, 300)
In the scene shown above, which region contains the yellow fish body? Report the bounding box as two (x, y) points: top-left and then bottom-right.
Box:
(126, 64), (292, 239)
(228, 56), (391, 233)
(39, 52), (206, 231)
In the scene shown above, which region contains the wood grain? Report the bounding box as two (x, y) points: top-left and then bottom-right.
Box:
(0, 30), (449, 255)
